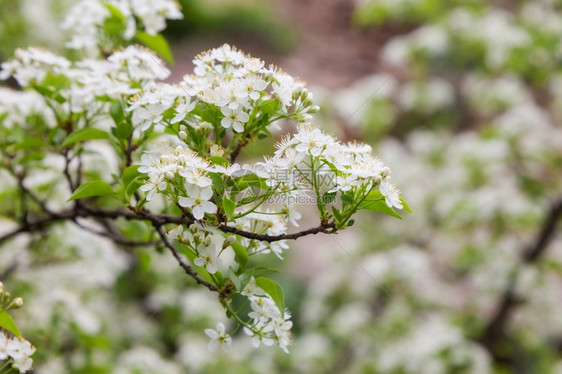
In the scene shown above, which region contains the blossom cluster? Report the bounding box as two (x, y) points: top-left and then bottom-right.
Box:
(0, 88), (55, 129)
(138, 143), (212, 206)
(242, 278), (292, 353)
(127, 44), (318, 147)
(62, 0), (183, 50)
(0, 0), (413, 369)
(0, 45), (169, 122)
(0, 333), (36, 373)
(168, 223), (229, 275)
(0, 283), (35, 373)
(234, 213), (289, 259)
(372, 1), (559, 77)
(267, 126), (400, 207)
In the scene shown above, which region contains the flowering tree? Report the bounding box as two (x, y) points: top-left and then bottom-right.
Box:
(0, 0), (408, 370)
(297, 1), (562, 372)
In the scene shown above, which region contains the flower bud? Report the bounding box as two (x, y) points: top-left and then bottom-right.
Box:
(12, 297), (23, 308)
(0, 281), (3, 294)
(178, 130), (188, 140)
(223, 236), (236, 249)
(308, 105), (320, 113)
(200, 122), (213, 131)
(381, 167), (390, 177)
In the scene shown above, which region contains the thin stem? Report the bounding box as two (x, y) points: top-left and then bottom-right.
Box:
(154, 225), (218, 292)
(0, 360), (12, 373)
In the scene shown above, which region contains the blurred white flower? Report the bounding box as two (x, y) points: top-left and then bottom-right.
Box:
(204, 323), (232, 352)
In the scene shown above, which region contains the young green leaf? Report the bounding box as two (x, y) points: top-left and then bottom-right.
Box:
(238, 270), (255, 292)
(122, 166), (141, 188)
(134, 32), (174, 64)
(231, 241), (249, 272)
(209, 156), (229, 167)
(255, 277), (285, 316)
(228, 267), (241, 291)
(237, 193), (262, 206)
(231, 174), (268, 193)
(260, 99), (282, 115)
(114, 120), (133, 140)
(122, 165), (147, 197)
(359, 190), (402, 219)
(67, 180), (114, 201)
(210, 173), (225, 194)
(400, 197), (413, 213)
(104, 3), (126, 20)
(62, 128), (109, 147)
(0, 310), (22, 338)
(109, 100), (125, 124)
(321, 191), (337, 205)
(222, 197), (236, 221)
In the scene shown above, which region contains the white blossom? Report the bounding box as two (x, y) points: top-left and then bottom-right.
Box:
(204, 323), (232, 352)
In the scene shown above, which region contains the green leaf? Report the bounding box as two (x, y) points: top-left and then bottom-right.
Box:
(62, 128), (109, 147)
(260, 99), (282, 115)
(210, 173), (225, 194)
(321, 191), (337, 205)
(209, 156), (229, 167)
(340, 193), (354, 206)
(104, 3), (125, 20)
(134, 31), (174, 64)
(41, 71), (71, 90)
(332, 206), (342, 221)
(359, 190), (402, 219)
(109, 101), (125, 124)
(0, 310), (22, 338)
(138, 251), (152, 273)
(15, 137), (45, 150)
(231, 241), (249, 272)
(228, 267), (241, 291)
(231, 174), (268, 192)
(237, 193), (262, 206)
(114, 120), (133, 140)
(222, 197), (236, 221)
(122, 165), (147, 197)
(255, 277), (285, 316)
(67, 180), (114, 201)
(252, 266), (279, 275)
(122, 166), (141, 187)
(103, 16), (126, 37)
(400, 197), (413, 213)
(33, 85), (65, 103)
(238, 270), (254, 292)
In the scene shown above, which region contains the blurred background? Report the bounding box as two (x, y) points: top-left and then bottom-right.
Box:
(1, 0), (562, 373)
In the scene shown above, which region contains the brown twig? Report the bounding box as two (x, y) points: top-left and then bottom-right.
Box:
(72, 219), (157, 247)
(217, 221), (335, 242)
(0, 203), (335, 245)
(154, 225), (217, 291)
(230, 142), (245, 164)
(479, 198), (562, 355)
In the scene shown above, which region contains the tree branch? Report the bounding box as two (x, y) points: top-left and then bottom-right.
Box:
(479, 198), (562, 355)
(153, 225), (217, 292)
(72, 219), (157, 247)
(217, 221), (336, 242)
(0, 203), (335, 245)
(230, 142), (245, 164)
